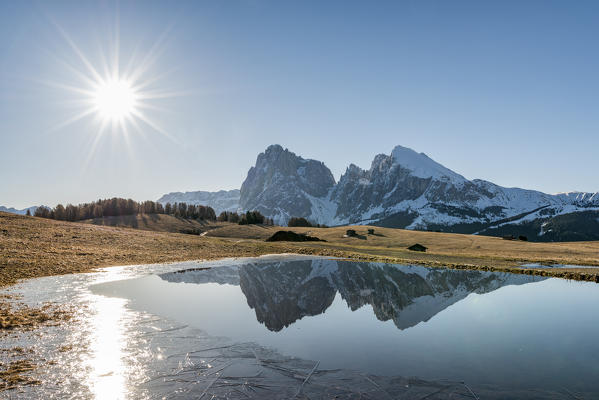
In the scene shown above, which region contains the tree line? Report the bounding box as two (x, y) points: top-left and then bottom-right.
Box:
(32, 197), (276, 226)
(287, 217), (328, 228)
(34, 198), (216, 222)
(217, 210), (274, 225)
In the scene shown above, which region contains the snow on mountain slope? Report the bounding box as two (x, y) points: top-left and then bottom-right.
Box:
(555, 191), (599, 206)
(391, 145), (466, 183)
(328, 148), (570, 228)
(157, 189), (240, 214)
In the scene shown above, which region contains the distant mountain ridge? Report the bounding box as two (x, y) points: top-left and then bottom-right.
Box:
(157, 189), (240, 214)
(0, 205), (40, 215)
(159, 144), (599, 241)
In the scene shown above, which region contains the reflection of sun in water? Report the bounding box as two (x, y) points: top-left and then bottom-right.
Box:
(94, 79), (137, 122)
(87, 295), (128, 400)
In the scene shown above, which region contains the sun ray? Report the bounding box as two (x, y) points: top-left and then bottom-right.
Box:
(120, 118), (138, 164)
(47, 54), (102, 89)
(122, 42), (142, 80)
(126, 25), (172, 84)
(39, 80), (98, 97)
(130, 109), (179, 144)
(134, 102), (172, 114)
(96, 41), (112, 84)
(112, 8), (120, 81)
(51, 19), (105, 85)
(129, 67), (178, 92)
(82, 118), (109, 173)
(136, 89), (191, 100)
(45, 107), (99, 135)
(125, 113), (147, 141)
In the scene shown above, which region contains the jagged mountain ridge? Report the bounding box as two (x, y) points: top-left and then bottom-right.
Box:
(157, 144), (599, 241)
(239, 145), (599, 240)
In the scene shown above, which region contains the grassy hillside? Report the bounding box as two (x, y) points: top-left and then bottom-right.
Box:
(80, 213), (227, 234)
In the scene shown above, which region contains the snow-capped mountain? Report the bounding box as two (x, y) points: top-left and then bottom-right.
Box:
(0, 205), (40, 215)
(158, 144), (599, 241)
(237, 145), (599, 240)
(329, 145), (566, 227)
(159, 259), (544, 331)
(157, 189), (240, 214)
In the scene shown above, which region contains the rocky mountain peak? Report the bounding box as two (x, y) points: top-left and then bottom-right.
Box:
(370, 154), (393, 173)
(343, 163), (366, 178)
(240, 144), (336, 224)
(261, 144), (289, 164)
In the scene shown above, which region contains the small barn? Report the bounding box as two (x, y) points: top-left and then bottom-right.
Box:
(408, 243), (427, 252)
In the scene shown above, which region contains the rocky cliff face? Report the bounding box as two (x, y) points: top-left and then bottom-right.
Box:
(239, 145), (336, 225)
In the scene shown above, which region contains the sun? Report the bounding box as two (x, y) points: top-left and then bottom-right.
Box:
(93, 79), (137, 121)
(46, 20), (182, 165)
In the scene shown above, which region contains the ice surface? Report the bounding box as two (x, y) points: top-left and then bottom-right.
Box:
(3, 256), (598, 399)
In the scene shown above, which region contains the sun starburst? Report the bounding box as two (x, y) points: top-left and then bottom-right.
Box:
(45, 19), (182, 165)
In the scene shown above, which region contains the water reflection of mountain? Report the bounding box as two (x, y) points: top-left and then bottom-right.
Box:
(159, 260), (544, 331)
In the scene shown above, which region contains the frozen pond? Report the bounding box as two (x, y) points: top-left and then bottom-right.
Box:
(519, 262), (599, 269)
(3, 255), (599, 399)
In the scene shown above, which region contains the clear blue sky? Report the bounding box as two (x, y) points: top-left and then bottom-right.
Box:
(1, 1), (598, 208)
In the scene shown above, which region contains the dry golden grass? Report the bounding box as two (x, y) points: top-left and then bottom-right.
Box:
(2, 211), (599, 291)
(0, 302), (73, 330)
(0, 359), (39, 391)
(80, 213), (227, 234)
